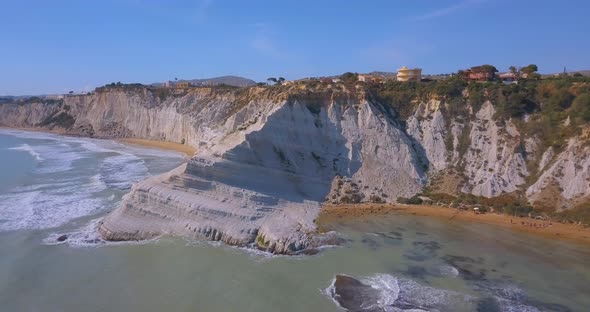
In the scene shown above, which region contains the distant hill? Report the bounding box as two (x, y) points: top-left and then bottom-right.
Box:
(153, 75), (256, 88)
(368, 71), (397, 79)
(542, 70), (590, 78)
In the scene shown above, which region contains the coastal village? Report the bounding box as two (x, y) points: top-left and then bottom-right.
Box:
(158, 63), (582, 90)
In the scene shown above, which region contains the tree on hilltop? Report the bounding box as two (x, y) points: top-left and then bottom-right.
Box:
(509, 66), (517, 74)
(521, 64), (538, 75)
(340, 72), (358, 83)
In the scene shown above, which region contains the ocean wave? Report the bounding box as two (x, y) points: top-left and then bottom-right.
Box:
(8, 144), (43, 162)
(0, 188), (107, 231)
(35, 142), (86, 174)
(0, 130), (183, 233)
(99, 153), (149, 189)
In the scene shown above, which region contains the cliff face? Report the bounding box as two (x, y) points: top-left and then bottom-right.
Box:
(1, 84), (588, 252)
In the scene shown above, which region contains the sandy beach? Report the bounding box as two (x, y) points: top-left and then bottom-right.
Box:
(119, 138), (196, 157)
(318, 203), (590, 245)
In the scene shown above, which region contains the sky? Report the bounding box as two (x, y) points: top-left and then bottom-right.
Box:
(1, 0), (589, 95)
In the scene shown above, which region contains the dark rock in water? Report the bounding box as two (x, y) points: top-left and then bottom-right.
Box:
(442, 254), (484, 265)
(57, 234), (68, 242)
(330, 275), (384, 312)
(372, 232), (402, 240)
(389, 231), (403, 238)
(361, 236), (381, 250)
(309, 231), (351, 248)
(299, 248), (320, 256)
(370, 232), (403, 247)
(476, 297), (501, 312)
(404, 241), (440, 261)
(328, 274), (471, 311)
(442, 254), (487, 281)
(402, 266), (430, 281)
(415, 231), (428, 236)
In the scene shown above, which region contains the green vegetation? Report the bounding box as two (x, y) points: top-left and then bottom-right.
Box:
(340, 72), (359, 83)
(397, 196), (423, 205)
(95, 82), (145, 92)
(38, 112), (75, 129)
(370, 74), (590, 155)
(554, 204), (590, 225)
(266, 77), (286, 85)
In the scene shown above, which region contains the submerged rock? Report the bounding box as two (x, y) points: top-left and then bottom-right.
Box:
(56, 234), (68, 242)
(327, 273), (471, 311)
(330, 275), (385, 311)
(404, 241), (441, 262)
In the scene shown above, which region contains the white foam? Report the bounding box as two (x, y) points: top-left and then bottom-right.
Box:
(438, 265), (459, 277)
(43, 219), (162, 247)
(362, 274), (401, 308)
(99, 153), (148, 189)
(8, 144), (43, 162)
(0, 184), (107, 231)
(324, 273), (472, 311)
(0, 130), (183, 233)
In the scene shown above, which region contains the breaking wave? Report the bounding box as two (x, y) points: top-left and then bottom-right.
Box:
(0, 130), (183, 232)
(8, 144), (43, 162)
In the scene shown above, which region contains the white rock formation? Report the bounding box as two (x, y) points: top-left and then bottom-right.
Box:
(406, 100), (449, 172)
(3, 85), (589, 250)
(538, 147), (554, 172)
(527, 138), (590, 209)
(461, 101), (528, 197)
(91, 89), (427, 253)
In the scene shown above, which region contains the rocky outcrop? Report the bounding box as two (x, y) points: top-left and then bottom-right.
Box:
(14, 87), (418, 253)
(2, 84), (589, 251)
(526, 138), (590, 210)
(407, 100), (449, 172)
(460, 102), (528, 197)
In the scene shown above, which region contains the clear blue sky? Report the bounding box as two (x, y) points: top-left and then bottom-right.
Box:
(2, 0), (589, 95)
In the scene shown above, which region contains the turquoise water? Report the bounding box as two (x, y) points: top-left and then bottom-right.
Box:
(0, 129), (589, 311)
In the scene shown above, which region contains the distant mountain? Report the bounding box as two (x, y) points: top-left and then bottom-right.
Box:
(0, 96), (14, 104)
(152, 75), (256, 87)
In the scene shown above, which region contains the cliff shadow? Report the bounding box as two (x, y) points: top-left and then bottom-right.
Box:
(186, 98), (357, 203)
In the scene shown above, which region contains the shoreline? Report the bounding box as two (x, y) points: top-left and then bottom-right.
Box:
(0, 126), (196, 157)
(318, 203), (590, 246)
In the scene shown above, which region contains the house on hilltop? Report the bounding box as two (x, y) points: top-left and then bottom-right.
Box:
(396, 66), (422, 81)
(462, 65), (498, 81)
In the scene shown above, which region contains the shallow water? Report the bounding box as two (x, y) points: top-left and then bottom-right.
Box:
(0, 130), (589, 311)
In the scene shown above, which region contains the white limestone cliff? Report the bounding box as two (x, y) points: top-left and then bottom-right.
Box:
(2, 85), (589, 252)
(526, 138), (590, 210)
(460, 101), (528, 197)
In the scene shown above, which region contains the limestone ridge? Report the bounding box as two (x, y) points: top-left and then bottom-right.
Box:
(1, 85), (589, 252)
(96, 89), (427, 253)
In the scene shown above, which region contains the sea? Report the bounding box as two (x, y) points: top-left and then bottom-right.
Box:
(0, 129), (589, 311)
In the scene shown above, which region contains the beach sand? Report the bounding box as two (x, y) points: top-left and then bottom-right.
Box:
(119, 138), (196, 157)
(318, 203), (590, 245)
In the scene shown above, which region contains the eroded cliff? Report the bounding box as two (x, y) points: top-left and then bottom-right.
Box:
(2, 79), (589, 252)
